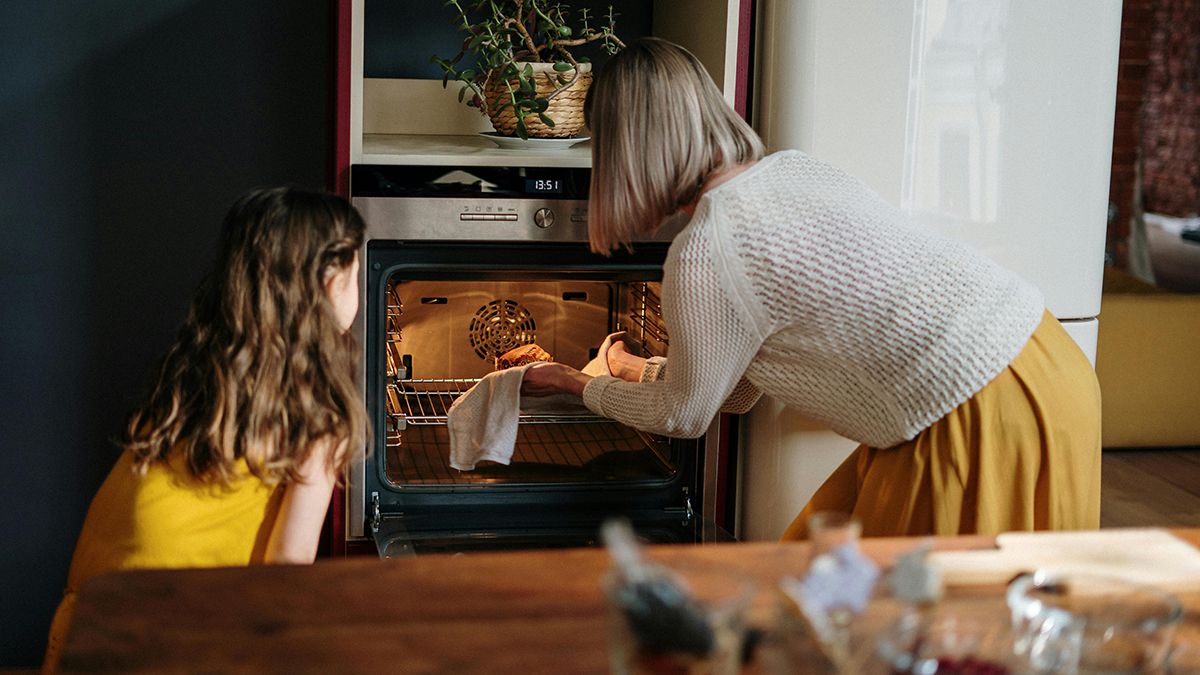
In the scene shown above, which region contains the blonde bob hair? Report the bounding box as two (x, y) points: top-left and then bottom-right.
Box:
(585, 38), (764, 254)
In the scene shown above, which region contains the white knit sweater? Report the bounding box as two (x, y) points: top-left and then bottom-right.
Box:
(582, 150), (1045, 448)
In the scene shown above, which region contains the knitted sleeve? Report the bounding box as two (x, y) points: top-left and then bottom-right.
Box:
(582, 207), (766, 437)
(638, 358), (762, 414)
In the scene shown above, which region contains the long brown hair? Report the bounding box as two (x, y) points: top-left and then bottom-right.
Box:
(121, 187), (367, 486)
(585, 38), (764, 253)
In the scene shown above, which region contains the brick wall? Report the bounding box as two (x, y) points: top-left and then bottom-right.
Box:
(1108, 0), (1200, 268)
(1108, 0), (1152, 268)
(1141, 0), (1200, 217)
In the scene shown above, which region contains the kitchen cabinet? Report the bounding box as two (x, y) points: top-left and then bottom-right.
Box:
(329, 0), (753, 554)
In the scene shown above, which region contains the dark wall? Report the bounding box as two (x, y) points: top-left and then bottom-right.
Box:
(364, 0), (652, 79)
(0, 0), (330, 666)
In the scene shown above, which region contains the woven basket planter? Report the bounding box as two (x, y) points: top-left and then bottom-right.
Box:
(483, 62), (592, 138)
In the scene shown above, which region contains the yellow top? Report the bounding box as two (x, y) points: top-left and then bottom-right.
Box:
(44, 448), (283, 672)
(65, 448), (283, 588)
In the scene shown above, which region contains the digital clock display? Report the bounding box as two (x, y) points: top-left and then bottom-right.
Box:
(525, 178), (563, 194)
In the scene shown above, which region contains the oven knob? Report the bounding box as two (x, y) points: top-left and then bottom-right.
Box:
(533, 208), (555, 229)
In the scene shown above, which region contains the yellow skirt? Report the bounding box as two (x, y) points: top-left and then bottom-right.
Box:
(781, 311), (1101, 540)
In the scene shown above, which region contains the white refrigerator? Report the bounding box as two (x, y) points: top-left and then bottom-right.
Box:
(739, 0), (1123, 540)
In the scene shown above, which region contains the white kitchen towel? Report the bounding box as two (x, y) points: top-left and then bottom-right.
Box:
(447, 362), (539, 471)
(446, 332), (624, 471)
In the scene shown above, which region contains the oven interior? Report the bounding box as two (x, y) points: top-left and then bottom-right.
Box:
(362, 241), (712, 554)
(384, 278), (671, 486)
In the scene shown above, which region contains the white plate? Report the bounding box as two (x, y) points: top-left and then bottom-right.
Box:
(479, 132), (590, 152)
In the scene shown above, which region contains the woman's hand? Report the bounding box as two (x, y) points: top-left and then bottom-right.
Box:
(606, 340), (648, 382)
(521, 362), (592, 398)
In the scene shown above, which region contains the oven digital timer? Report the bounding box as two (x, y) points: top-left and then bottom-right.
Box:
(524, 178), (563, 194)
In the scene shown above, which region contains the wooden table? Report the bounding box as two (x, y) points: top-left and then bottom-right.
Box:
(59, 530), (1200, 674)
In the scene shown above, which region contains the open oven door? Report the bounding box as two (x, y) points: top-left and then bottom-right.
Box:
(369, 502), (732, 557)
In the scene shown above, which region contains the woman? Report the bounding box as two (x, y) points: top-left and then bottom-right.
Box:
(522, 38), (1101, 538)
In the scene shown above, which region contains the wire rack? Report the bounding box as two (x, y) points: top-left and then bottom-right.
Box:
(622, 283), (669, 357)
(385, 285), (404, 379)
(386, 379), (603, 425)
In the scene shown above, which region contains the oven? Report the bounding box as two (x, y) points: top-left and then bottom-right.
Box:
(345, 164), (735, 556)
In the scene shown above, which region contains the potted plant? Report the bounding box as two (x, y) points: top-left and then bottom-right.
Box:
(432, 1), (624, 140)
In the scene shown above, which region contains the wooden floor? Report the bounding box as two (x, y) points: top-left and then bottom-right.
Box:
(1101, 447), (1200, 528)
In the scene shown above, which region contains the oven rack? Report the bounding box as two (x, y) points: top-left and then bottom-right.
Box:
(386, 379), (602, 425)
(622, 283), (669, 355)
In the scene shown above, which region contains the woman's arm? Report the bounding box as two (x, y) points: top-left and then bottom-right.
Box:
(526, 206), (769, 434)
(262, 441), (339, 565)
(625, 347), (762, 413)
(721, 378), (762, 414)
(581, 226), (769, 437)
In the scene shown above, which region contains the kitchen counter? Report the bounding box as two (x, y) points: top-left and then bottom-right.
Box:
(57, 529), (1200, 673)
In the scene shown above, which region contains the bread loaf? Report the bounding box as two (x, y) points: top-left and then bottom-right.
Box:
(495, 344), (553, 370)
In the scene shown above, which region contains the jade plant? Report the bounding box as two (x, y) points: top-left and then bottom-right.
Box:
(432, 0), (624, 139)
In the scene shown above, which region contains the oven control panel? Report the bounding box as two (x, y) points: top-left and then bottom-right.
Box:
(456, 203), (586, 225)
(355, 196), (590, 241)
(350, 164), (676, 243)
(351, 164), (596, 241)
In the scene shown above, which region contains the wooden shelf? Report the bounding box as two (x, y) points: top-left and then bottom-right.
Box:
(361, 134), (591, 168)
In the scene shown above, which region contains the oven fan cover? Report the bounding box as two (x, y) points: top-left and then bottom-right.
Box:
(468, 299), (537, 360)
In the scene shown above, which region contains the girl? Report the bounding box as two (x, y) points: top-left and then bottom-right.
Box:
(522, 38), (1101, 539)
(43, 187), (367, 671)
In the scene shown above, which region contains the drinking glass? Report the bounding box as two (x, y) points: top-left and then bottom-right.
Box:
(766, 512), (878, 673)
(872, 602), (1019, 674)
(807, 511), (862, 558)
(807, 512), (869, 647)
(1007, 571), (1182, 674)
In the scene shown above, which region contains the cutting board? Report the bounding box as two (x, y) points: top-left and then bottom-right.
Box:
(929, 528), (1200, 590)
